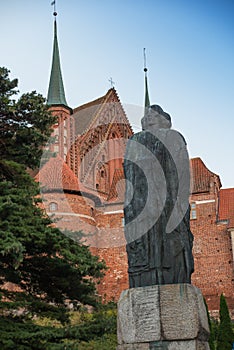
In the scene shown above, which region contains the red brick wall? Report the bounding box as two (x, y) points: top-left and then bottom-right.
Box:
(91, 245), (128, 302)
(190, 195), (234, 317)
(92, 205), (128, 300)
(38, 177), (234, 319)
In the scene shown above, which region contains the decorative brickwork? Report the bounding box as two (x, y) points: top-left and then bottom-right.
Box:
(37, 92), (234, 319)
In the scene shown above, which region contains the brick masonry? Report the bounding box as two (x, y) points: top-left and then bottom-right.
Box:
(37, 92), (234, 319)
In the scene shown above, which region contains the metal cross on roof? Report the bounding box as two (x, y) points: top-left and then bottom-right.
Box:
(108, 77), (115, 88)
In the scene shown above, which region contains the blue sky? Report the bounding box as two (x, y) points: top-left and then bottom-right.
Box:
(1, 0), (234, 188)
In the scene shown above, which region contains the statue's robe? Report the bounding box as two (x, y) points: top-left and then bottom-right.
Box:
(124, 128), (194, 287)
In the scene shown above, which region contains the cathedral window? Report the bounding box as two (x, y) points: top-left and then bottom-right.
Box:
(49, 202), (58, 212)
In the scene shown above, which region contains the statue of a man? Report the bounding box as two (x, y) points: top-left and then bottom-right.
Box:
(124, 105), (194, 287)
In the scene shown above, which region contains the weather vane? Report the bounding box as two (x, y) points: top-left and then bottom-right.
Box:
(51, 0), (57, 17)
(109, 77), (115, 88)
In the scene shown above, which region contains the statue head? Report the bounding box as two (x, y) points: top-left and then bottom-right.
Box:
(141, 105), (172, 131)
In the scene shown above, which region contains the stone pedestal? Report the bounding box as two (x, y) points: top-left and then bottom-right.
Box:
(117, 284), (210, 350)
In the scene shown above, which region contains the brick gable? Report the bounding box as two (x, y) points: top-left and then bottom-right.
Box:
(190, 157), (221, 194)
(219, 188), (234, 228)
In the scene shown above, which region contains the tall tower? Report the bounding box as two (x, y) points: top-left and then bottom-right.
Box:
(47, 11), (74, 168)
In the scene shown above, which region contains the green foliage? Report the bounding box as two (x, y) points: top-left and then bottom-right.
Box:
(0, 304), (117, 349)
(0, 316), (65, 349)
(0, 67), (107, 346)
(73, 334), (117, 350)
(210, 317), (220, 350)
(0, 67), (56, 169)
(0, 160), (105, 312)
(204, 298), (215, 350)
(217, 294), (234, 350)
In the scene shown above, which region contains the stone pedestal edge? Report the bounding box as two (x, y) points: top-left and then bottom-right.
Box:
(117, 284), (210, 349)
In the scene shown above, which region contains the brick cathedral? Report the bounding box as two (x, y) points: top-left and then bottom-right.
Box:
(38, 16), (234, 318)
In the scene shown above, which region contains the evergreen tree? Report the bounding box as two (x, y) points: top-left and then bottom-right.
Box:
(217, 294), (234, 350)
(204, 298), (215, 350)
(0, 67), (56, 168)
(0, 67), (106, 324)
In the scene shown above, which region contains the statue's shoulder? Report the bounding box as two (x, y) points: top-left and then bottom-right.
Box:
(125, 131), (148, 162)
(164, 128), (187, 146)
(126, 131), (148, 146)
(129, 131), (146, 140)
(174, 130), (187, 146)
(128, 129), (187, 146)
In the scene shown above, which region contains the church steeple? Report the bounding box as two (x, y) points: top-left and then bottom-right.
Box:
(47, 14), (68, 107)
(143, 48), (150, 109)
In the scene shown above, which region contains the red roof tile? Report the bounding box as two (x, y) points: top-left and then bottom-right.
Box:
(219, 188), (234, 228)
(35, 156), (79, 192)
(73, 88), (132, 136)
(73, 95), (106, 135)
(190, 157), (221, 194)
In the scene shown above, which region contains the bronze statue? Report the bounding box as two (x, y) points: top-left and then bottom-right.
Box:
(124, 105), (194, 287)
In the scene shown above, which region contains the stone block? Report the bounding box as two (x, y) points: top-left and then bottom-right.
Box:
(159, 284), (209, 340)
(117, 340), (210, 350)
(117, 344), (149, 350)
(117, 284), (210, 346)
(117, 286), (161, 344)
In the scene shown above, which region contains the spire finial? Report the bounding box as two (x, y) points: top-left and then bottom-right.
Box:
(108, 77), (115, 88)
(51, 0), (57, 18)
(143, 48), (150, 109)
(143, 48), (147, 73)
(47, 3), (68, 107)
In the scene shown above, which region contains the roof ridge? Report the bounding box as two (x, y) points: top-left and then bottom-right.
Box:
(73, 88), (117, 112)
(73, 95), (106, 113)
(73, 89), (119, 136)
(83, 88), (123, 135)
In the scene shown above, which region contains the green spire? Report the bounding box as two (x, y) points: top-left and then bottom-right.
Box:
(143, 48), (150, 109)
(144, 71), (150, 108)
(47, 19), (68, 107)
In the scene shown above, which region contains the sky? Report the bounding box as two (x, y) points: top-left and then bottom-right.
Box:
(1, 0), (234, 188)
